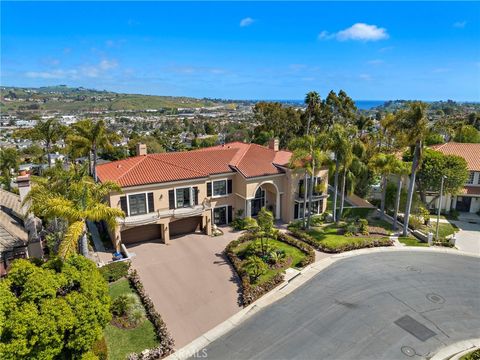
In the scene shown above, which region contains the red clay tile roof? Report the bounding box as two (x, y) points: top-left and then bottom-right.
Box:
(430, 142), (480, 171)
(96, 142), (292, 187)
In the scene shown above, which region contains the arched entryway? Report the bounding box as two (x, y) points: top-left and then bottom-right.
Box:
(248, 181), (281, 219)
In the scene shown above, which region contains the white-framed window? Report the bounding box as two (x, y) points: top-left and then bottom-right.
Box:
(122, 192), (154, 216)
(175, 187), (192, 208)
(467, 171), (475, 184)
(212, 179), (227, 197)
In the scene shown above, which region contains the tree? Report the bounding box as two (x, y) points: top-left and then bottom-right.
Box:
(243, 255), (268, 282)
(289, 135), (327, 229)
(391, 161), (411, 231)
(67, 119), (118, 180)
(454, 125), (480, 143)
(257, 207), (275, 255)
(395, 102), (429, 236)
(15, 119), (67, 167)
(24, 171), (124, 257)
(0, 148), (19, 191)
(0, 256), (111, 359)
(328, 124), (349, 222)
(415, 149), (469, 206)
(304, 91), (320, 135)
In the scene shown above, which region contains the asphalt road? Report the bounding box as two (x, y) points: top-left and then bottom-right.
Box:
(201, 252), (480, 360)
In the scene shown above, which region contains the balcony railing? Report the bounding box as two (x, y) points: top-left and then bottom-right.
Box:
(118, 204), (210, 227)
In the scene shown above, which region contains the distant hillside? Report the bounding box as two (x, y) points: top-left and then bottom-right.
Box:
(0, 85), (223, 112)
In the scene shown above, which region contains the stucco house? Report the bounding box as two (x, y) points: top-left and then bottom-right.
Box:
(96, 139), (328, 249)
(429, 142), (480, 214)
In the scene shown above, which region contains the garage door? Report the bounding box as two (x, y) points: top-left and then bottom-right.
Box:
(121, 224), (162, 245)
(170, 216), (202, 236)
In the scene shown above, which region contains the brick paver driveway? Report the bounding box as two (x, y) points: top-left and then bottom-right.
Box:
(127, 227), (242, 348)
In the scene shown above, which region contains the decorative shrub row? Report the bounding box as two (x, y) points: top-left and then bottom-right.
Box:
(99, 260), (131, 283)
(225, 232), (315, 306)
(287, 228), (393, 253)
(126, 269), (175, 359)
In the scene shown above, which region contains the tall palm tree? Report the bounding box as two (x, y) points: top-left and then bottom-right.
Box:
(289, 135), (327, 229)
(392, 160), (411, 231)
(17, 119), (67, 167)
(369, 153), (400, 220)
(395, 102), (429, 236)
(68, 119), (117, 180)
(304, 91), (320, 135)
(24, 169), (124, 258)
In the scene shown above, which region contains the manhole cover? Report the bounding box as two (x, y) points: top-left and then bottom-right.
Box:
(406, 265), (421, 272)
(426, 293), (445, 304)
(401, 346), (416, 357)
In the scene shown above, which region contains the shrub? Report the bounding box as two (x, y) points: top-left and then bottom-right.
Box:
(359, 219), (369, 235)
(268, 249), (286, 265)
(448, 209), (460, 220)
(345, 222), (358, 236)
(100, 261), (130, 282)
(243, 255), (269, 282)
(112, 294), (137, 317)
(92, 337), (108, 360)
(409, 215), (423, 230)
(310, 215), (323, 226)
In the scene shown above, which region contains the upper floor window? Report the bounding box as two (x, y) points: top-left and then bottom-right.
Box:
(207, 179), (233, 197)
(467, 171), (475, 184)
(120, 192), (155, 216)
(168, 187), (199, 209)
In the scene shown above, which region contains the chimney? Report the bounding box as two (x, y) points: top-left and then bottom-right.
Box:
(17, 173), (31, 210)
(136, 143), (147, 156)
(268, 138), (279, 152)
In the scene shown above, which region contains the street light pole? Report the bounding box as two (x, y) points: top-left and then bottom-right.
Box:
(435, 175), (447, 241)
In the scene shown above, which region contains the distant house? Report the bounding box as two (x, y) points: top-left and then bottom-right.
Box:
(96, 140), (329, 250)
(0, 175), (43, 276)
(430, 142), (480, 213)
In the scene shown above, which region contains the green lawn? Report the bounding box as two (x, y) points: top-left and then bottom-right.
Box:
(341, 207), (374, 219)
(233, 238), (307, 286)
(460, 349), (480, 360)
(307, 224), (391, 251)
(420, 222), (458, 240)
(104, 279), (159, 360)
(398, 237), (429, 247)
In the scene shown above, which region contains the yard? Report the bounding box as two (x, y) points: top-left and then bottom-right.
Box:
(419, 222), (458, 240)
(103, 279), (159, 360)
(398, 236), (429, 247)
(232, 238), (308, 286)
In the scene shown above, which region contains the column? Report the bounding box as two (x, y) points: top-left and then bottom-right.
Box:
(246, 199), (252, 217)
(275, 192), (281, 220)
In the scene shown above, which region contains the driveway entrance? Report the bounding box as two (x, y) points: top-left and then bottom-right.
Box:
(127, 227), (242, 347)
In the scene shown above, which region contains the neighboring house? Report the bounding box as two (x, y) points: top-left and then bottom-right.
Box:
(430, 142), (480, 213)
(0, 177), (42, 276)
(97, 140), (329, 249)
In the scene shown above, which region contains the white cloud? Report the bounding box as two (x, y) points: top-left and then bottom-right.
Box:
(24, 59), (118, 80)
(240, 17), (254, 27)
(432, 68), (450, 73)
(319, 23), (389, 42)
(359, 73), (372, 81)
(367, 59), (384, 65)
(453, 21), (467, 28)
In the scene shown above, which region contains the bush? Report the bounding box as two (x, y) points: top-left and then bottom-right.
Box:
(243, 255), (269, 282)
(359, 219), (369, 235)
(100, 261), (130, 283)
(448, 210), (460, 220)
(310, 215), (323, 226)
(409, 215), (423, 230)
(345, 222), (358, 236)
(92, 337), (108, 360)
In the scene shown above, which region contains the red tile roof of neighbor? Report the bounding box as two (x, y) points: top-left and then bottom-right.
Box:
(462, 186), (480, 195)
(430, 142), (480, 171)
(96, 142), (292, 187)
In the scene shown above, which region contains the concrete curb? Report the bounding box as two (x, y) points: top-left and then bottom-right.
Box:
(430, 338), (480, 360)
(166, 247), (480, 360)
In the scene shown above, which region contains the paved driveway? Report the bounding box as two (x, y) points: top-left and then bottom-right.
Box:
(202, 252), (480, 360)
(452, 220), (480, 255)
(128, 227), (242, 347)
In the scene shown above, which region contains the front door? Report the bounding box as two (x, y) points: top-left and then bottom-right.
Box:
(213, 207), (227, 225)
(456, 196), (472, 212)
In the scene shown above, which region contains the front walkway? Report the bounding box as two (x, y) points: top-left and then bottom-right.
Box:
(126, 227), (242, 348)
(451, 220), (480, 254)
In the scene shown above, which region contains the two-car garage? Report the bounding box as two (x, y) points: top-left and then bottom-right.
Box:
(120, 216), (204, 245)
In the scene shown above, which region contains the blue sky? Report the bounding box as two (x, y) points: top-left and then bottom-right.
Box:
(1, 1), (479, 101)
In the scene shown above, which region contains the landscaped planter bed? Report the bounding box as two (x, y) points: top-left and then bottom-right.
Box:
(225, 232), (315, 306)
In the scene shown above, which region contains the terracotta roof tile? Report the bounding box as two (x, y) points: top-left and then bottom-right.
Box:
(96, 142), (292, 187)
(461, 186), (480, 195)
(430, 142), (480, 171)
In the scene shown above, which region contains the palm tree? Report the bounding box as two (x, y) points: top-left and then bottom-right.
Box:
(304, 91), (320, 135)
(289, 135), (327, 229)
(392, 161), (411, 231)
(68, 119), (117, 180)
(17, 119), (67, 167)
(395, 102), (429, 237)
(0, 148), (19, 191)
(25, 169), (124, 257)
(369, 153), (400, 220)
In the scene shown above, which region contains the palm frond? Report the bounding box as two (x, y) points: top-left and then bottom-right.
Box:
(59, 220), (85, 258)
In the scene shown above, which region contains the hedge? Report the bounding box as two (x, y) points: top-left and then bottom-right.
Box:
(99, 261), (131, 283)
(126, 270), (175, 359)
(225, 232), (315, 306)
(288, 227), (393, 253)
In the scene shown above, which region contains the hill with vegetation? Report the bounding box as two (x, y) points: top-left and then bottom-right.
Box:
(0, 85), (222, 112)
